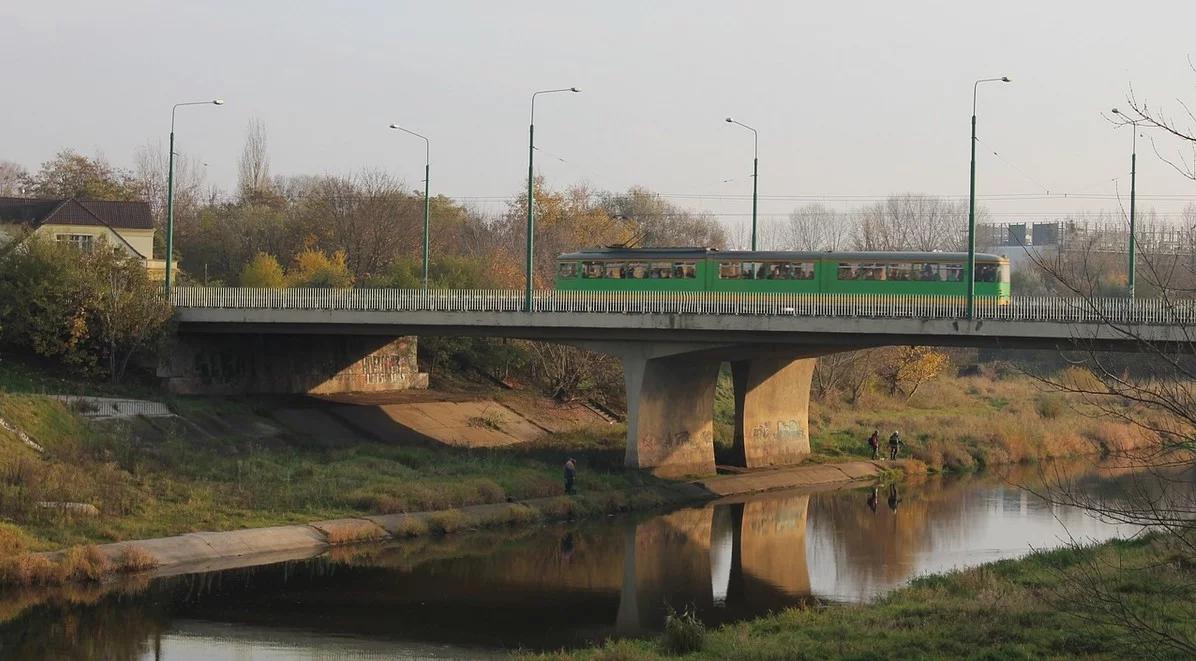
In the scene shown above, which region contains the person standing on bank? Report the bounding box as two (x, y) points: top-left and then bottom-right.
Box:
(888, 431), (902, 460)
(564, 458), (577, 495)
(867, 430), (881, 460)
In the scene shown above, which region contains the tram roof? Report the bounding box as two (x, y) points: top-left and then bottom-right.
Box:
(558, 247), (1007, 262)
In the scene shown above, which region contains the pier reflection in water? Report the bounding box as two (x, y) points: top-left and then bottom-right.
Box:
(0, 463), (1156, 657)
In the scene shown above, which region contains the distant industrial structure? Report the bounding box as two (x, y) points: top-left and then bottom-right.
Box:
(979, 220), (1196, 268)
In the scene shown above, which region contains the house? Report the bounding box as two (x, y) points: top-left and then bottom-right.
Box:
(0, 197), (171, 279)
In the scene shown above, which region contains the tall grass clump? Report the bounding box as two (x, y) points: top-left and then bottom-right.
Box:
(660, 605), (705, 655)
(115, 545), (158, 572)
(426, 509), (469, 534)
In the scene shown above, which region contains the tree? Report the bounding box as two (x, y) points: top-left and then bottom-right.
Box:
(0, 160), (27, 196)
(0, 236), (171, 381)
(87, 248), (173, 383)
(498, 179), (637, 286)
(369, 255), (491, 289)
(875, 346), (950, 400)
(237, 117), (276, 203)
(783, 203), (852, 251)
(812, 349), (880, 402)
(133, 140), (205, 232)
(0, 237), (94, 372)
(852, 194), (983, 251)
(23, 150), (140, 201)
(599, 186), (728, 248)
(239, 252), (286, 288)
(287, 247), (353, 288)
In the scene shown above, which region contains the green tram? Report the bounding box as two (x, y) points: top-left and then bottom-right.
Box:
(554, 247), (1011, 299)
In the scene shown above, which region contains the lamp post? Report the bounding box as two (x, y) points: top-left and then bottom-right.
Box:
(526, 87), (580, 312)
(725, 117), (759, 250)
(966, 77), (1011, 319)
(389, 123), (432, 289)
(165, 99), (224, 296)
(1111, 108), (1138, 298)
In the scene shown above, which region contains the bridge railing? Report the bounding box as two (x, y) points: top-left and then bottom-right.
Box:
(170, 287), (1196, 326)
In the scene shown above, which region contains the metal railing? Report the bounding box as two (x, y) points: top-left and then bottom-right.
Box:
(171, 287), (1196, 326)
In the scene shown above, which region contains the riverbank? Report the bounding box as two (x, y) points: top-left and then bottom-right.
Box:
(3, 459), (904, 585)
(526, 532), (1196, 660)
(0, 362), (1154, 585)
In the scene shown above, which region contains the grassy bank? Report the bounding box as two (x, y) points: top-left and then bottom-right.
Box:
(0, 391), (650, 563)
(715, 368), (1153, 471)
(528, 533), (1196, 660)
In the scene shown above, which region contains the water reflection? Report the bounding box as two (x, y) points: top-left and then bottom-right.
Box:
(0, 462), (1168, 657)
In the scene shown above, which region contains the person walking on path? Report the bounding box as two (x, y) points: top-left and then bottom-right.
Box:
(564, 458), (577, 495)
(888, 431), (902, 460)
(867, 430), (881, 460)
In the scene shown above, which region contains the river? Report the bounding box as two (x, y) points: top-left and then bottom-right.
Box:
(0, 461), (1166, 659)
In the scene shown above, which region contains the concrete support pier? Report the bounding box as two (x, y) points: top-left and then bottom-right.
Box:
(620, 346), (722, 478)
(731, 356), (815, 468)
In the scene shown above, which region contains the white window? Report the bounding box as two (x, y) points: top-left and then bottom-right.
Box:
(56, 234), (95, 252)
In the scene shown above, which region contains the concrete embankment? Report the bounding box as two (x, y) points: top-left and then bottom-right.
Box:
(41, 459), (908, 580)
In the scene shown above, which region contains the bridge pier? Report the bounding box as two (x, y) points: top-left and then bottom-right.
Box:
(730, 356), (815, 467)
(620, 346), (722, 478)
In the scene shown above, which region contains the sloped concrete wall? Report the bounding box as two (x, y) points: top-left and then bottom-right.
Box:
(160, 334), (428, 395)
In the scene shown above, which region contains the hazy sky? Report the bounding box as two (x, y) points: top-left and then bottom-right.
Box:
(3, 0), (1196, 238)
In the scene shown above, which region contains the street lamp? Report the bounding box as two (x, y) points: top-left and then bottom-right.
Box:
(725, 117), (759, 250)
(389, 123), (432, 289)
(1111, 108), (1139, 298)
(966, 76), (1011, 319)
(165, 98), (224, 296)
(526, 87), (580, 312)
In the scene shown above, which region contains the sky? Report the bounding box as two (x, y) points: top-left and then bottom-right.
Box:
(3, 0), (1196, 240)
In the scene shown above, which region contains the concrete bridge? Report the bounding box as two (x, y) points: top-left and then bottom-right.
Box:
(167, 287), (1194, 476)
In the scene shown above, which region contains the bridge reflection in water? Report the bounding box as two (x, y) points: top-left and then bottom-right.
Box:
(0, 465), (1155, 657)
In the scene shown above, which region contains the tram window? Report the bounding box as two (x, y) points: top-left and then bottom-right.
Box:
(975, 264), (998, 283)
(582, 261), (604, 278)
(790, 262), (815, 280)
(625, 262), (648, 279)
(558, 262), (578, 278)
(604, 262), (625, 279)
(649, 262), (672, 279)
(887, 263), (912, 281)
(763, 263), (786, 280)
(675, 262), (697, 279)
(942, 264), (964, 282)
(911, 263), (940, 281)
(857, 263), (885, 280)
(837, 263), (858, 280)
(738, 262), (757, 280)
(719, 262), (741, 279)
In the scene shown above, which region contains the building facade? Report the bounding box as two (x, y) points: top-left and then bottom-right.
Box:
(0, 197), (169, 278)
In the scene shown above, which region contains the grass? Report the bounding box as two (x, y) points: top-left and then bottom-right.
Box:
(0, 386), (659, 560)
(526, 533), (1196, 660)
(715, 372), (1155, 472)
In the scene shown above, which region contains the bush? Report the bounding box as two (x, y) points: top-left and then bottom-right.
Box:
(661, 605), (705, 655)
(239, 252), (286, 287)
(1035, 393), (1065, 419)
